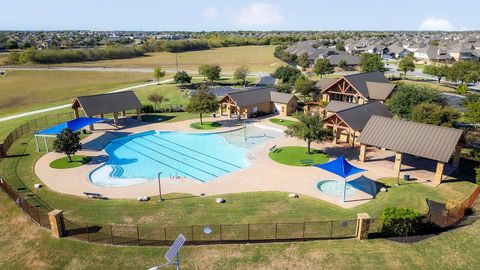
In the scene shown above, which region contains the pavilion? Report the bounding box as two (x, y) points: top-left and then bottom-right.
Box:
(72, 91), (142, 129)
(358, 116), (465, 185)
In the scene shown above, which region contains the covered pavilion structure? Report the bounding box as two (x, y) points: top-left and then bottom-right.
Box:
(358, 116), (465, 185)
(72, 91), (142, 129)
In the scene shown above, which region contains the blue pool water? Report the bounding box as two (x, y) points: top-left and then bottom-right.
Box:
(90, 125), (281, 186)
(316, 180), (356, 197)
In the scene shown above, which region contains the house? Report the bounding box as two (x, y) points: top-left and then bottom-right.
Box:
(448, 43), (479, 62)
(414, 46), (453, 64)
(326, 54), (361, 71)
(387, 44), (409, 59)
(314, 72), (395, 105)
(218, 87), (298, 119)
(322, 101), (393, 146)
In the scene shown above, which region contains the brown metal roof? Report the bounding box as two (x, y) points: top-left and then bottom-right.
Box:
(358, 116), (464, 163)
(344, 71), (390, 98)
(328, 101), (393, 131)
(222, 87), (296, 107)
(325, 100), (359, 113)
(315, 78), (339, 91)
(74, 91), (142, 116)
(366, 82), (396, 101)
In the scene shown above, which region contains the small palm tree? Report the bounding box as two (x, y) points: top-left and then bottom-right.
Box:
(285, 113), (333, 154)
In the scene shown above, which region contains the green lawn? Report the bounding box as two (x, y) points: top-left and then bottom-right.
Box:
(269, 146), (330, 166)
(398, 79), (456, 93)
(49, 155), (92, 169)
(1, 190), (480, 269)
(269, 118), (296, 127)
(190, 121), (222, 130)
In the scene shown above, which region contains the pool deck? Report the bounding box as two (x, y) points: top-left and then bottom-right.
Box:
(34, 115), (453, 209)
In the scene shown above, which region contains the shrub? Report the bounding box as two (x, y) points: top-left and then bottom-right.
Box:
(380, 207), (424, 237)
(141, 104), (155, 113)
(457, 84), (468, 95)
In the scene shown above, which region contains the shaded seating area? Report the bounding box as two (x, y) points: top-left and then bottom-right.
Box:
(72, 91), (143, 129)
(358, 116), (465, 185)
(34, 117), (106, 152)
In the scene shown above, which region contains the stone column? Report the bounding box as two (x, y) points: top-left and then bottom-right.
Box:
(136, 109), (142, 121)
(48, 209), (65, 238)
(434, 161), (445, 185)
(73, 107), (80, 119)
(356, 213), (371, 240)
(122, 111), (126, 117)
(393, 152), (403, 173)
(113, 112), (119, 127)
(359, 144), (367, 162)
(332, 128), (338, 144)
(452, 145), (462, 167)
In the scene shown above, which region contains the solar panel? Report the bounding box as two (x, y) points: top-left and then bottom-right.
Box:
(165, 234), (186, 263)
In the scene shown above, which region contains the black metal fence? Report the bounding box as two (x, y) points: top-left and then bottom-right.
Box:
(0, 111), (77, 158)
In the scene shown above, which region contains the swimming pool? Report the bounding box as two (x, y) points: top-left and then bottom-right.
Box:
(316, 180), (356, 197)
(90, 125), (281, 187)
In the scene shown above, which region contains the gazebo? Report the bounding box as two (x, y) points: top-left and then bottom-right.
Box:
(34, 117), (105, 152)
(315, 156), (365, 203)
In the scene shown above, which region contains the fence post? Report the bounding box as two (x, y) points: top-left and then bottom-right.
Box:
(163, 226), (167, 241)
(191, 225), (194, 241)
(330, 221), (333, 238)
(302, 222), (306, 240)
(275, 223), (278, 241)
(356, 213), (371, 240)
(48, 209), (65, 238)
(247, 224), (250, 241)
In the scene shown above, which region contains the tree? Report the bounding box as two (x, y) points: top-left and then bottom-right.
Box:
(385, 83), (445, 119)
(147, 92), (165, 111)
(423, 64), (449, 83)
(313, 58), (334, 78)
(274, 84), (292, 93)
(272, 65), (301, 85)
(297, 53), (310, 69)
(398, 56), (415, 77)
(447, 61), (480, 85)
(335, 41), (345, 51)
(199, 64), (221, 82)
(411, 103), (460, 127)
(359, 53), (385, 72)
(294, 76), (316, 101)
(234, 66), (249, 86)
(285, 113), (332, 154)
(198, 64), (210, 81)
(185, 85), (218, 124)
(153, 67), (166, 85)
(173, 70), (192, 86)
(464, 98), (480, 123)
(338, 59), (348, 71)
(53, 128), (82, 162)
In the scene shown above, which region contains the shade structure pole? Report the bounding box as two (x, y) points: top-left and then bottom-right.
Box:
(342, 177), (346, 203)
(44, 136), (49, 153)
(34, 135), (40, 152)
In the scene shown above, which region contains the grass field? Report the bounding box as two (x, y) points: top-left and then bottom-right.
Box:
(49, 155), (92, 169)
(190, 121), (222, 130)
(269, 118), (296, 127)
(0, 70), (155, 118)
(398, 79), (457, 93)
(1, 185), (480, 270)
(24, 46), (284, 72)
(269, 146), (330, 166)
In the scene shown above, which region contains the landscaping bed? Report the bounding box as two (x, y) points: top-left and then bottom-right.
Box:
(190, 121), (222, 130)
(49, 155), (92, 169)
(269, 146), (329, 166)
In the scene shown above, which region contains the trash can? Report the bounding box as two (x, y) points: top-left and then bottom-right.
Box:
(403, 174), (410, 181)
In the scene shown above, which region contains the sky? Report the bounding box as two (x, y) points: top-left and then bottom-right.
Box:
(1, 0), (479, 31)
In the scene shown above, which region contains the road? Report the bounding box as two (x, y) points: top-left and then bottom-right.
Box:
(0, 73), (273, 123)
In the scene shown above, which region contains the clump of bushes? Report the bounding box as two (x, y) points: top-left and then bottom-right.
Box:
(7, 46), (145, 64)
(475, 167), (480, 185)
(380, 207), (424, 237)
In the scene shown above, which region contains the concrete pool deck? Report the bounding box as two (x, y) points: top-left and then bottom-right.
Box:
(34, 116), (454, 209)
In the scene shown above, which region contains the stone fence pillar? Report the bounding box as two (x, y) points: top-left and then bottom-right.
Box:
(48, 209), (65, 238)
(356, 213), (371, 240)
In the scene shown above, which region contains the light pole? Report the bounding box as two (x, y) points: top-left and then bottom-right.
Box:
(175, 53), (179, 72)
(158, 172), (164, 201)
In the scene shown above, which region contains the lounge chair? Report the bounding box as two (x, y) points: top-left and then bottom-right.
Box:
(300, 159), (314, 166)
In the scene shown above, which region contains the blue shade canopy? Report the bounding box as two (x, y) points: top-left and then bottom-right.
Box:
(314, 156), (365, 179)
(36, 117), (106, 135)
